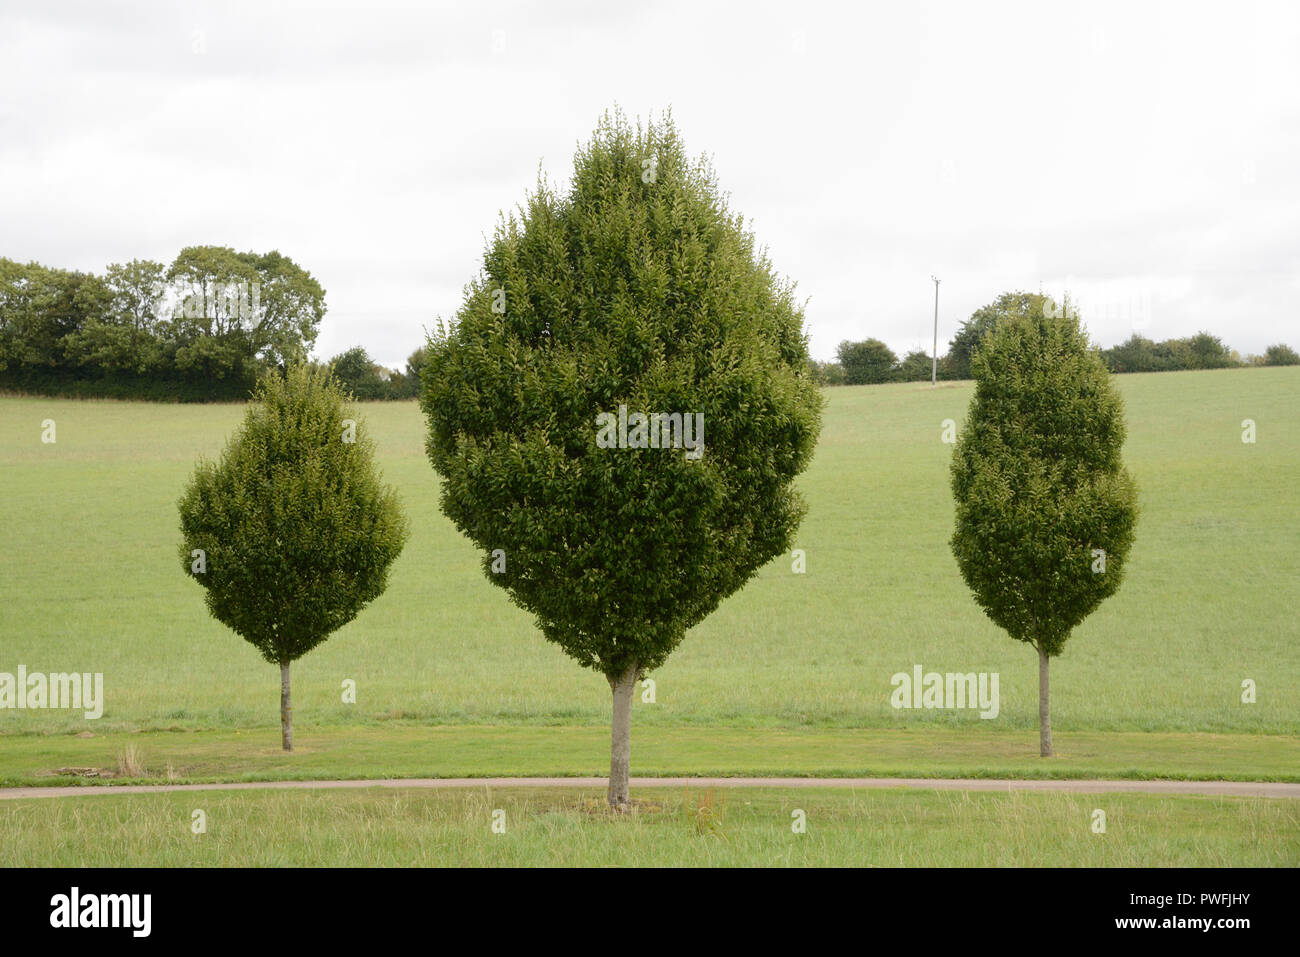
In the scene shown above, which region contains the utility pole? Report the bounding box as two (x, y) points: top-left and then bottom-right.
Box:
(931, 276), (941, 388)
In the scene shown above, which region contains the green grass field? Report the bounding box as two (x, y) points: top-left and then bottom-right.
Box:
(4, 726), (1298, 788)
(2, 785), (1294, 867)
(1, 368), (1297, 786)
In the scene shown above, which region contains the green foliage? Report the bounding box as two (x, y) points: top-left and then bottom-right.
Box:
(171, 332), (255, 382)
(947, 291), (1051, 380)
(0, 260), (108, 370)
(54, 259), (167, 376)
(178, 363), (408, 664)
(405, 345), (429, 383)
(166, 245), (262, 342)
(105, 259), (167, 334)
(328, 346), (419, 400)
(1184, 331), (1234, 369)
(1100, 333), (1165, 373)
(380, 369), (418, 399)
(806, 359), (846, 386)
(355, 346), (428, 399)
(1262, 343), (1299, 366)
(329, 346), (383, 399)
(0, 248), (324, 399)
(420, 108), (823, 680)
(167, 245), (325, 367)
(1100, 331), (1248, 373)
(836, 338), (897, 384)
(950, 303), (1138, 657)
(0, 366), (255, 402)
(242, 249), (325, 365)
(894, 349), (935, 382)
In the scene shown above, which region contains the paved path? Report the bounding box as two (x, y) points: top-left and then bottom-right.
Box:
(2, 776), (1297, 800)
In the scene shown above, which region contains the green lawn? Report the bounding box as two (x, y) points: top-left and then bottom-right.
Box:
(2, 368), (1296, 771)
(2, 785), (1295, 866)
(3, 726), (1298, 788)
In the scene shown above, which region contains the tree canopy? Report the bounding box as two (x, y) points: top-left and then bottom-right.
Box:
(0, 247), (325, 399)
(178, 363), (408, 746)
(837, 338), (898, 384)
(950, 300), (1137, 755)
(419, 109), (823, 803)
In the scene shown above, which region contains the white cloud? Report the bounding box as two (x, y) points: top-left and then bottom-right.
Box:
(2, 0), (1298, 367)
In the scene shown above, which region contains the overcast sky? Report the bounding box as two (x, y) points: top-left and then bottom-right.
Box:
(2, 0), (1298, 366)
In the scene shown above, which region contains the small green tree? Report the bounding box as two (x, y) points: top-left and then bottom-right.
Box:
(178, 363), (408, 749)
(837, 338), (897, 384)
(420, 109), (823, 807)
(950, 302), (1137, 756)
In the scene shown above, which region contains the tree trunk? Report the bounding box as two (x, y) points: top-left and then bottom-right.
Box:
(1037, 645), (1052, 757)
(607, 663), (638, 808)
(280, 660), (293, 752)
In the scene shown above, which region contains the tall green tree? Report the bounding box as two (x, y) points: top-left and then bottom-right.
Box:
(167, 246), (261, 340)
(106, 259), (168, 336)
(420, 109), (823, 807)
(950, 300), (1137, 756)
(178, 364), (408, 749)
(166, 246), (325, 367)
(0, 260), (107, 369)
(62, 260), (168, 375)
(238, 249), (326, 365)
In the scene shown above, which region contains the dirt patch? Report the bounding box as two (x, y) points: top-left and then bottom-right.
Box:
(572, 796), (664, 816)
(42, 767), (114, 779)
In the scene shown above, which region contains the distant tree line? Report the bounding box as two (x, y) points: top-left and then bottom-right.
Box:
(0, 249), (438, 402)
(816, 291), (1300, 386)
(320, 345), (425, 400)
(8, 261), (1292, 401)
(0, 248), (326, 400)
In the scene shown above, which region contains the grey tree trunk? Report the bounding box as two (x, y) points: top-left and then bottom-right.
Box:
(1038, 645), (1052, 757)
(607, 663), (638, 808)
(280, 660), (293, 752)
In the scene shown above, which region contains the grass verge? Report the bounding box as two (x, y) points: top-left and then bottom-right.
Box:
(2, 725), (1297, 788)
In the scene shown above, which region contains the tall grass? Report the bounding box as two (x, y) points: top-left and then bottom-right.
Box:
(2, 786), (1294, 866)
